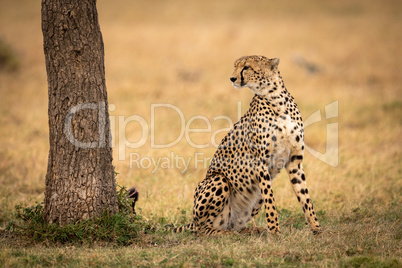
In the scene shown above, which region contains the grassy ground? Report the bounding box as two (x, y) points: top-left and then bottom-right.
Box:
(0, 0), (401, 266)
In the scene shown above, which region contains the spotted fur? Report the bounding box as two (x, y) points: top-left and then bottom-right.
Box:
(175, 55), (322, 236)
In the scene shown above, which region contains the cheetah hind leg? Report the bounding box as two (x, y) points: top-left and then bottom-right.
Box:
(193, 174), (232, 236)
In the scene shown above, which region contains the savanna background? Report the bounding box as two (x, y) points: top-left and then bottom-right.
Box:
(0, 0), (401, 266)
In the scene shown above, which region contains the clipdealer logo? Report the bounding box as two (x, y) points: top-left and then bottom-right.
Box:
(64, 101), (338, 173)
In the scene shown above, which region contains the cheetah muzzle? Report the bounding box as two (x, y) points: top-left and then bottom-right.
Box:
(175, 55), (322, 236)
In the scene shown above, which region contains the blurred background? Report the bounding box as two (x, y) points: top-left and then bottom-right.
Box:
(0, 0), (400, 223)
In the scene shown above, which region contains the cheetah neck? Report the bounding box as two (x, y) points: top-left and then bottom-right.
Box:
(252, 76), (294, 116)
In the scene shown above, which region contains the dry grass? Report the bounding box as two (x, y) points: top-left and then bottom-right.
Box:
(0, 0), (401, 266)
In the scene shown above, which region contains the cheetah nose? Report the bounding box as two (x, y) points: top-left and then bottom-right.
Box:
(230, 77), (237, 83)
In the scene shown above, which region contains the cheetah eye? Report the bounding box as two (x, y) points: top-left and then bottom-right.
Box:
(243, 66), (250, 71)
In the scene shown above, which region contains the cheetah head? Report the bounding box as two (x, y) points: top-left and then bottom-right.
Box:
(230, 55), (280, 95)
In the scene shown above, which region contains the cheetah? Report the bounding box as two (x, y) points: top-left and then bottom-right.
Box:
(175, 55), (322, 235)
(128, 186), (139, 215)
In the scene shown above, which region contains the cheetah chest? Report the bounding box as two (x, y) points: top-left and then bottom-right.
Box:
(250, 113), (302, 173)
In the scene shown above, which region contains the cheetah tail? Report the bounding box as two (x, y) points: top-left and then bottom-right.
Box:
(173, 222), (196, 233)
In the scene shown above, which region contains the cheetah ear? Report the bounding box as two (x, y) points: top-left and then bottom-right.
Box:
(271, 57), (280, 68)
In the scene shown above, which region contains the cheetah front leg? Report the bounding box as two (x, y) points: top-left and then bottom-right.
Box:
(256, 164), (281, 234)
(286, 153), (322, 234)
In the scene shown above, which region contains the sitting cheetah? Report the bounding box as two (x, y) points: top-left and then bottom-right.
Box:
(175, 55), (322, 235)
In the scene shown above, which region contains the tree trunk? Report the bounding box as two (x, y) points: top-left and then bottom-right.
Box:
(41, 0), (118, 225)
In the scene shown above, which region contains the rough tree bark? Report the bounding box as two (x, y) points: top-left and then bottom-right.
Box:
(41, 0), (118, 224)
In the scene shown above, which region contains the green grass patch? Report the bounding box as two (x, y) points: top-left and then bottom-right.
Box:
(5, 186), (149, 246)
(340, 256), (400, 268)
